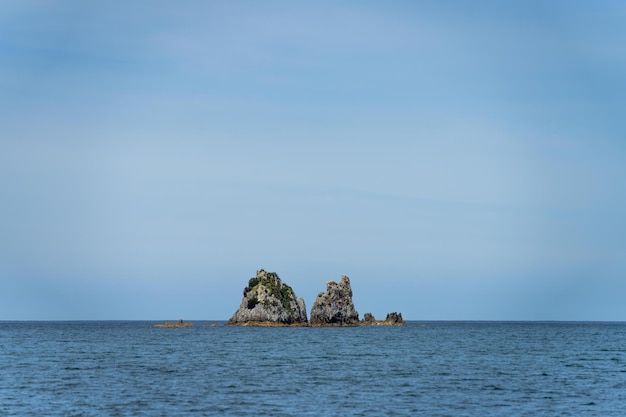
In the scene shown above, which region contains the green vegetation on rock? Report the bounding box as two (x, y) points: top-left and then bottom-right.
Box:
(243, 270), (295, 313)
(228, 269), (309, 326)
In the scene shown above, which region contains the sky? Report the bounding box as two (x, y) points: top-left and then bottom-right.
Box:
(1, 1), (625, 321)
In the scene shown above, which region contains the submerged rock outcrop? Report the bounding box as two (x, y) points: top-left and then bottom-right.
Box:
(227, 270), (308, 326)
(152, 319), (193, 328)
(310, 275), (360, 326)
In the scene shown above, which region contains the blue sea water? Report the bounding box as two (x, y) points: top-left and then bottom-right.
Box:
(1, 321), (625, 416)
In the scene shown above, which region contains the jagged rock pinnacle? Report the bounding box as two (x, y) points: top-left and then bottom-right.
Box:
(309, 275), (360, 326)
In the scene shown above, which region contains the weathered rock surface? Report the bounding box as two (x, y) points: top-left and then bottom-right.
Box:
(310, 275), (360, 326)
(362, 312), (376, 323)
(227, 270), (308, 326)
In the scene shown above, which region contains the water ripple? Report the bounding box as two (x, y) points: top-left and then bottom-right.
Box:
(1, 321), (625, 416)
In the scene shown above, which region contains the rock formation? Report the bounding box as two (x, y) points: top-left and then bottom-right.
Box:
(310, 275), (360, 326)
(227, 269), (308, 326)
(227, 270), (406, 327)
(360, 312), (406, 326)
(383, 312), (406, 325)
(362, 312), (375, 323)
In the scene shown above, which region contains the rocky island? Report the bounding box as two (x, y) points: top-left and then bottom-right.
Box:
(310, 275), (360, 326)
(310, 275), (406, 326)
(227, 269), (308, 326)
(228, 270), (405, 327)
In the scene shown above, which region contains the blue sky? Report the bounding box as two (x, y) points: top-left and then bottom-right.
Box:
(1, 1), (625, 320)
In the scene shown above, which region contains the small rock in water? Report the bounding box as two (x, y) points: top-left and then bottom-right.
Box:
(383, 312), (406, 325)
(363, 312), (376, 323)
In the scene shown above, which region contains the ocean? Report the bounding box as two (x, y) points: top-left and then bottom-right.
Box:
(1, 321), (625, 416)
